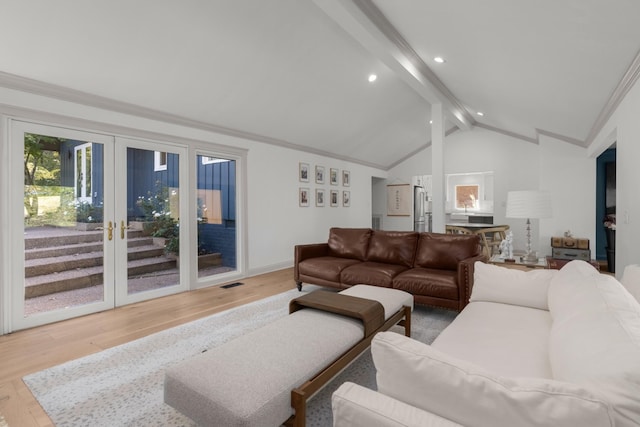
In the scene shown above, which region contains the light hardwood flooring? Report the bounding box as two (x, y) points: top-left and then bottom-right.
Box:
(0, 268), (296, 427)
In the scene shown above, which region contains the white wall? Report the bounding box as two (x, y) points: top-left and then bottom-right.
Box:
(538, 134), (596, 257)
(387, 126), (597, 258)
(590, 74), (640, 276)
(0, 87), (385, 281)
(246, 142), (384, 274)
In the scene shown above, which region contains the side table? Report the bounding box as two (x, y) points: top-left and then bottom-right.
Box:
(546, 257), (601, 271)
(488, 255), (548, 270)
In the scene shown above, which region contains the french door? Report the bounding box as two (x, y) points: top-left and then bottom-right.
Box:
(10, 121), (187, 331)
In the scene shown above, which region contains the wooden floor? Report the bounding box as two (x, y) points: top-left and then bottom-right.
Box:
(0, 268), (296, 427)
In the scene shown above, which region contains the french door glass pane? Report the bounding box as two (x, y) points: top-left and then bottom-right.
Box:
(196, 155), (236, 277)
(126, 148), (180, 294)
(24, 133), (105, 316)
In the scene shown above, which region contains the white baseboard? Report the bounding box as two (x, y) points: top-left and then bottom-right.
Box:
(248, 261), (293, 277)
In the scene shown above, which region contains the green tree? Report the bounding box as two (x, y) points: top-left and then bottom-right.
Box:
(24, 134), (64, 217)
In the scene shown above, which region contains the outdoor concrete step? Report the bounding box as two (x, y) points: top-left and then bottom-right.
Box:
(24, 228), (149, 250)
(25, 230), (104, 250)
(24, 256), (178, 299)
(25, 237), (157, 261)
(25, 244), (168, 277)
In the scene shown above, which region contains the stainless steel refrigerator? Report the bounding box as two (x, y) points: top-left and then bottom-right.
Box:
(413, 185), (432, 232)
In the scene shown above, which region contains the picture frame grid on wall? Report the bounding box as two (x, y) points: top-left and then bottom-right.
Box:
(299, 162), (309, 183)
(315, 165), (325, 184)
(299, 187), (310, 207)
(330, 189), (339, 207)
(330, 168), (339, 185)
(342, 170), (350, 187)
(316, 189), (325, 207)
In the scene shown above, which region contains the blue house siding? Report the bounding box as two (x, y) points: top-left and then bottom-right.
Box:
(197, 159), (236, 268)
(126, 149), (179, 220)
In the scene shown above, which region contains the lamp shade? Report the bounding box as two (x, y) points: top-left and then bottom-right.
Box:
(506, 190), (552, 219)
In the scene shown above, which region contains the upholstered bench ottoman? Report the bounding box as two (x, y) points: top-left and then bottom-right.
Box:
(164, 285), (413, 427)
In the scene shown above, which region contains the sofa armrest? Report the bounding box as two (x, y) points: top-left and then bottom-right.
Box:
(457, 255), (487, 310)
(332, 382), (463, 427)
(293, 243), (329, 281)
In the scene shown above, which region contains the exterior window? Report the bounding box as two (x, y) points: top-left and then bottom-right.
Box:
(455, 185), (479, 210)
(201, 156), (229, 165)
(154, 151), (167, 171)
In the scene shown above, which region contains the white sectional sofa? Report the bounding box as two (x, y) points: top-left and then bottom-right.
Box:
(332, 261), (640, 427)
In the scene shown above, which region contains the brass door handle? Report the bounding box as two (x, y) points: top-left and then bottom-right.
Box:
(96, 221), (114, 240)
(120, 220), (131, 239)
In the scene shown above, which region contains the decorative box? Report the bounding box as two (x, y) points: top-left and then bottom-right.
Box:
(551, 247), (591, 261)
(551, 236), (589, 250)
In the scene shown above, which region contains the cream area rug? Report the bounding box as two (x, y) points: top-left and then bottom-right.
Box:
(24, 285), (456, 427)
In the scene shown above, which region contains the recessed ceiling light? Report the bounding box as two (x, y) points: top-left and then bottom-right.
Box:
(429, 120), (433, 124)
(434, 57), (445, 63)
(368, 74), (377, 83)
(477, 111), (484, 116)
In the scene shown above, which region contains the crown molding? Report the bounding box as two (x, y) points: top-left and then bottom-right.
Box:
(535, 128), (585, 147)
(585, 47), (640, 146)
(473, 122), (537, 144)
(0, 71), (387, 170)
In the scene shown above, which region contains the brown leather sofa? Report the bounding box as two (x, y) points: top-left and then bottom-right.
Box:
(294, 228), (486, 311)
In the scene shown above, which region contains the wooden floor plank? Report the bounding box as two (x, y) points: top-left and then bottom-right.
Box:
(0, 268), (296, 426)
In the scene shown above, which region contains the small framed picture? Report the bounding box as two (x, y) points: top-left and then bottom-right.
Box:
(330, 190), (339, 207)
(299, 163), (309, 182)
(315, 165), (325, 184)
(330, 168), (339, 185)
(342, 170), (350, 187)
(342, 190), (350, 207)
(299, 188), (310, 207)
(316, 189), (325, 207)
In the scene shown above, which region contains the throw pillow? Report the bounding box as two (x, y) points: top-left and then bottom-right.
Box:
(372, 332), (614, 427)
(470, 261), (556, 310)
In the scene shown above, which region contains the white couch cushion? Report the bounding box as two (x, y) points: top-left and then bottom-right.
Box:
(332, 382), (463, 427)
(433, 301), (553, 378)
(373, 332), (614, 427)
(548, 260), (640, 427)
(621, 264), (640, 303)
(471, 261), (556, 310)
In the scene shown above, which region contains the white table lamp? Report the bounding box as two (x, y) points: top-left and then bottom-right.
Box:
(506, 190), (552, 262)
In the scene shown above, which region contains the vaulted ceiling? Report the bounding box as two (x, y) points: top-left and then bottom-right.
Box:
(1, 0), (639, 169)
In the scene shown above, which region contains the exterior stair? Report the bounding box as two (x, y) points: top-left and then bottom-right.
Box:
(24, 227), (178, 299)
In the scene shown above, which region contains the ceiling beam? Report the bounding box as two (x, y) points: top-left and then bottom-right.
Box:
(314, 0), (474, 130)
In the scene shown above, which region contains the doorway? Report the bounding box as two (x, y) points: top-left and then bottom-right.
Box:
(596, 147), (616, 272)
(11, 121), (188, 331)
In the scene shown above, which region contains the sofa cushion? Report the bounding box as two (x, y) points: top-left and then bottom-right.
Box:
(327, 228), (372, 260)
(471, 261), (557, 310)
(433, 301), (553, 378)
(414, 233), (480, 270)
(548, 260), (640, 427)
(332, 382), (463, 427)
(373, 332), (615, 427)
(297, 256), (361, 283)
(341, 262), (408, 287)
(366, 230), (418, 267)
(621, 264), (640, 303)
(393, 268), (458, 301)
